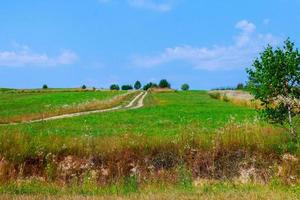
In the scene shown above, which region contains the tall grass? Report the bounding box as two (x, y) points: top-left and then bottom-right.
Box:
(209, 91), (261, 109)
(0, 121), (298, 186)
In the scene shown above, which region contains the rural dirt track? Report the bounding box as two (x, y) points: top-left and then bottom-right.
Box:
(3, 91), (148, 125)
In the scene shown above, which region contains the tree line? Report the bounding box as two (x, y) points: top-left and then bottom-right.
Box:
(110, 79), (190, 91)
(41, 80), (190, 91)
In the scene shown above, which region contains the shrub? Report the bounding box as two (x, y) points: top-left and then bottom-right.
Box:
(209, 92), (221, 100)
(159, 79), (171, 88)
(181, 84), (190, 91)
(81, 85), (87, 90)
(223, 94), (230, 102)
(110, 84), (120, 91)
(134, 81), (142, 90)
(42, 84), (48, 89)
(121, 85), (133, 91)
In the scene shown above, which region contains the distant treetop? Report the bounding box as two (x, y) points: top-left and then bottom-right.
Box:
(159, 79), (171, 88)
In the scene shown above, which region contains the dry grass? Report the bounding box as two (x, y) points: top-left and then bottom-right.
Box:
(1, 121), (298, 186)
(148, 88), (176, 93)
(0, 193), (297, 200)
(209, 91), (261, 109)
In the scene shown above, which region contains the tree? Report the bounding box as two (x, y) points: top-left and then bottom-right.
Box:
(121, 85), (133, 90)
(134, 81), (142, 90)
(181, 83), (190, 91)
(110, 84), (120, 90)
(159, 79), (171, 88)
(143, 82), (158, 91)
(42, 84), (48, 89)
(81, 85), (87, 89)
(236, 83), (244, 90)
(247, 39), (300, 140)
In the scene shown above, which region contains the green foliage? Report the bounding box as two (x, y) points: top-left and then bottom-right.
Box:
(42, 84), (48, 89)
(110, 84), (120, 91)
(236, 83), (244, 90)
(159, 79), (171, 88)
(81, 85), (87, 90)
(143, 82), (158, 90)
(181, 83), (190, 91)
(121, 85), (133, 90)
(247, 39), (300, 139)
(134, 81), (142, 90)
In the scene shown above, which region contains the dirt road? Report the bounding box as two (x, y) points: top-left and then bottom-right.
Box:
(3, 91), (148, 125)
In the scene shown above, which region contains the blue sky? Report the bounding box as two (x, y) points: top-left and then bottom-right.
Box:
(0, 0), (299, 89)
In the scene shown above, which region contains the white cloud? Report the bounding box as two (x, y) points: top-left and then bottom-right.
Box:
(127, 0), (172, 12)
(235, 20), (256, 33)
(0, 45), (78, 67)
(132, 20), (282, 71)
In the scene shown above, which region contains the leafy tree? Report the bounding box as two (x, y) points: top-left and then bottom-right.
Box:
(121, 85), (133, 90)
(159, 79), (171, 88)
(181, 83), (190, 91)
(143, 82), (158, 90)
(81, 85), (87, 89)
(134, 81), (142, 90)
(110, 84), (120, 91)
(42, 84), (48, 89)
(236, 83), (244, 90)
(247, 39), (300, 140)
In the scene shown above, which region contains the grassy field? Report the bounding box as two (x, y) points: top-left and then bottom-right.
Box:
(0, 180), (299, 199)
(0, 90), (126, 123)
(0, 91), (256, 136)
(0, 90), (299, 198)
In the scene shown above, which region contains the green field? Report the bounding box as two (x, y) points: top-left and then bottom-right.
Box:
(0, 90), (299, 199)
(0, 91), (255, 136)
(0, 90), (125, 123)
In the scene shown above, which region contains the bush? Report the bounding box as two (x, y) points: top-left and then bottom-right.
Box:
(181, 84), (189, 91)
(223, 94), (230, 102)
(81, 85), (87, 90)
(110, 84), (120, 91)
(42, 84), (48, 89)
(159, 79), (171, 88)
(134, 81), (142, 90)
(121, 85), (133, 91)
(143, 82), (158, 91)
(209, 92), (221, 100)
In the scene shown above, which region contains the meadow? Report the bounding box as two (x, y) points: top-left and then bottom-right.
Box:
(0, 89), (126, 123)
(0, 91), (255, 136)
(0, 89), (299, 199)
